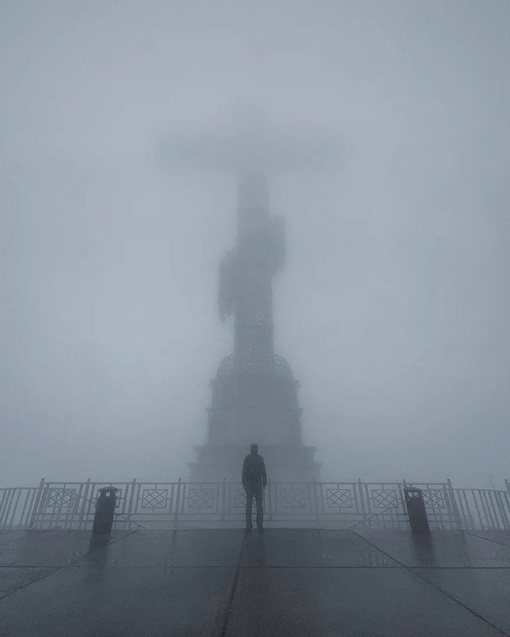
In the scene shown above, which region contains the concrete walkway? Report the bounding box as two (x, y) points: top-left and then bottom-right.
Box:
(0, 527), (510, 636)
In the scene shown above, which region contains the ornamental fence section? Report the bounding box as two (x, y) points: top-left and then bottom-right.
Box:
(2, 479), (510, 532)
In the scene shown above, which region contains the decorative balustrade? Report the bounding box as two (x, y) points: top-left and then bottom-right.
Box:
(1, 479), (510, 532)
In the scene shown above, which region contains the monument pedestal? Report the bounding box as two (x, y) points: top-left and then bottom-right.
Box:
(189, 355), (321, 482)
(189, 443), (320, 483)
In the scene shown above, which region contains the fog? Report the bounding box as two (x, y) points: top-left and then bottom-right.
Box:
(1, 1), (509, 488)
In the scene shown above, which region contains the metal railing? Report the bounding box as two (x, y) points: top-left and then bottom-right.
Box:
(0, 487), (40, 529)
(1, 479), (510, 532)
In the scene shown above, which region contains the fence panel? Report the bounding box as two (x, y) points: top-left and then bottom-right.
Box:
(453, 489), (510, 531)
(0, 488), (39, 529)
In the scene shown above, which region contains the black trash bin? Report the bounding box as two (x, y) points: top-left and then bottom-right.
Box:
(92, 487), (119, 534)
(404, 487), (430, 535)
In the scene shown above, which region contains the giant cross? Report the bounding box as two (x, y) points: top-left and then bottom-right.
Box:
(164, 110), (337, 481)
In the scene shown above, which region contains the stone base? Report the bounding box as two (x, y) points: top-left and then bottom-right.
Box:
(189, 443), (321, 482)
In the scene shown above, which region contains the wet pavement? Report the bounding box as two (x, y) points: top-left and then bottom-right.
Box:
(0, 528), (509, 636)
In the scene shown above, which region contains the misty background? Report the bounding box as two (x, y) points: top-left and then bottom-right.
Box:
(1, 1), (509, 488)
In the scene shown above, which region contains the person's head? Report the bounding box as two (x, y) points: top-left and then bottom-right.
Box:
(250, 443), (258, 455)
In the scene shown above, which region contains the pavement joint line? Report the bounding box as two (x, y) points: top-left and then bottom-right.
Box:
(0, 529), (55, 548)
(356, 531), (510, 636)
(0, 565), (62, 569)
(0, 569), (59, 602)
(0, 529), (137, 603)
(232, 567), (246, 633)
(9, 563), (508, 570)
(212, 532), (246, 637)
(228, 564), (510, 569)
(465, 529), (510, 549)
(68, 564), (237, 569)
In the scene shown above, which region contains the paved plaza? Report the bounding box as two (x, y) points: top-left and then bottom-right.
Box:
(0, 527), (510, 636)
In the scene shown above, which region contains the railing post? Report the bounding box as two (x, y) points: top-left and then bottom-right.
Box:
(401, 480), (407, 529)
(446, 478), (463, 529)
(28, 478), (46, 530)
(313, 478), (320, 527)
(357, 479), (367, 528)
(77, 479), (91, 530)
(221, 479), (226, 524)
(174, 479), (182, 530)
(126, 479), (136, 530)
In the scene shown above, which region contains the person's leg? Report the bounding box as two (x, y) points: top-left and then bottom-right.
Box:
(255, 483), (264, 530)
(245, 485), (254, 529)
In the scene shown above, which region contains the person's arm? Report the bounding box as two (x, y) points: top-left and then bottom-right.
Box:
(261, 458), (267, 487)
(242, 457), (248, 487)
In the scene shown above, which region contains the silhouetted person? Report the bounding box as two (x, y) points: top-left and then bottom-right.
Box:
(242, 443), (267, 532)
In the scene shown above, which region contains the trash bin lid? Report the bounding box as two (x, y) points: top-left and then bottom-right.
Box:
(98, 487), (119, 496)
(404, 486), (423, 496)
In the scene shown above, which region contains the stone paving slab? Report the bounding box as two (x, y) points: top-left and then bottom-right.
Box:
(468, 530), (510, 548)
(0, 567), (57, 599)
(0, 531), (35, 547)
(359, 529), (510, 567)
(242, 529), (399, 568)
(0, 529), (239, 637)
(0, 564), (233, 637)
(69, 529), (243, 569)
(227, 565), (505, 637)
(416, 567), (510, 636)
(0, 529), (132, 567)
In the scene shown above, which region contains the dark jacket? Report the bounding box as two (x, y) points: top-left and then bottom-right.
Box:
(242, 453), (267, 487)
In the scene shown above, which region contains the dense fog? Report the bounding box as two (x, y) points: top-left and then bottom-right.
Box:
(1, 1), (509, 488)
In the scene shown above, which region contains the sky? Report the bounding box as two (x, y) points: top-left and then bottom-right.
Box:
(1, 0), (509, 488)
